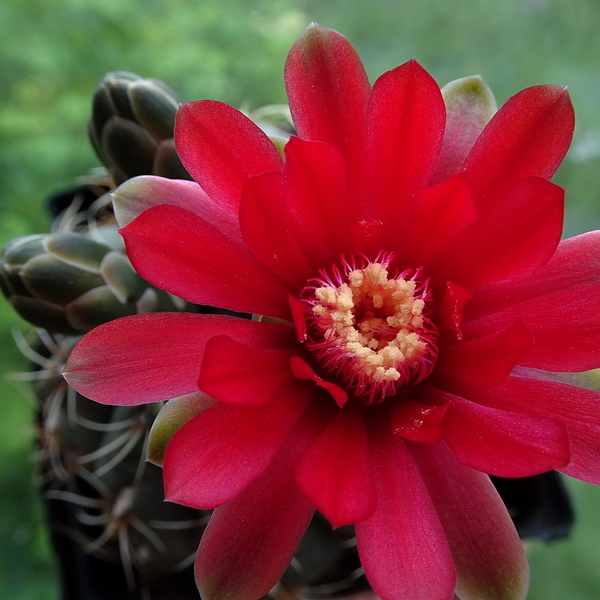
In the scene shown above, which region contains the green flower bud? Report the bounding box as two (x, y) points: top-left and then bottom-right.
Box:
(88, 72), (190, 184)
(1, 231), (183, 334)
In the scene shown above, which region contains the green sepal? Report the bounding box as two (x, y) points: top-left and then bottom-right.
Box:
(20, 254), (105, 305)
(101, 117), (158, 180)
(583, 369), (600, 389)
(111, 175), (170, 228)
(2, 236), (47, 296)
(99, 251), (147, 303)
(128, 79), (179, 141)
(66, 285), (138, 332)
(45, 232), (112, 272)
(531, 369), (600, 391)
(90, 83), (119, 139)
(269, 134), (288, 158)
(10, 295), (76, 334)
(147, 392), (218, 467)
(441, 74), (497, 119)
(91, 71), (141, 133)
(89, 71), (181, 182)
(441, 75), (497, 150)
(2, 235), (46, 269)
(153, 139), (191, 179)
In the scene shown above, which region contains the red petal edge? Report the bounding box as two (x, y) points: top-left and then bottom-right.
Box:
(199, 335), (296, 405)
(175, 100), (282, 215)
(163, 379), (312, 509)
(121, 204), (292, 319)
(296, 403), (377, 527)
(463, 85), (574, 213)
(194, 398), (334, 600)
(291, 356), (349, 407)
(355, 409), (455, 600)
(63, 314), (294, 405)
(410, 442), (529, 600)
(285, 24), (370, 178)
(435, 319), (532, 388)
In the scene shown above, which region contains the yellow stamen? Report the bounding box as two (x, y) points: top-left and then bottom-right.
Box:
(311, 262), (429, 387)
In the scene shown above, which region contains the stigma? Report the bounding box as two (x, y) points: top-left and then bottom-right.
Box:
(302, 252), (438, 404)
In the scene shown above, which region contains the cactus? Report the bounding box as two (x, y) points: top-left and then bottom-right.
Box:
(2, 71), (574, 600)
(8, 192), (208, 596)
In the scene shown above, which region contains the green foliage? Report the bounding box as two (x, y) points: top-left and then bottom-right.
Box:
(528, 479), (600, 600)
(2, 0), (600, 598)
(0, 321), (59, 599)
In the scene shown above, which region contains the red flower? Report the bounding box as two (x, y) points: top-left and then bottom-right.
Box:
(64, 24), (600, 600)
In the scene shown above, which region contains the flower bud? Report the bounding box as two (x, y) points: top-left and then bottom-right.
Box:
(1, 231), (183, 334)
(88, 72), (190, 183)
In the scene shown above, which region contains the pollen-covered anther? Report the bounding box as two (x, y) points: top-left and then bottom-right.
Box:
(303, 254), (438, 404)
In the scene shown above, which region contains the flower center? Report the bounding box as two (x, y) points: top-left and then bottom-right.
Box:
(302, 252), (438, 404)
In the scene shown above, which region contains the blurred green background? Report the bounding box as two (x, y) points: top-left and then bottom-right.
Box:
(2, 0), (600, 598)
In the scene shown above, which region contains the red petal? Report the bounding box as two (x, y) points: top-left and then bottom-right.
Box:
(285, 24), (370, 180)
(410, 442), (529, 600)
(355, 410), (455, 600)
(194, 400), (334, 600)
(467, 231), (600, 320)
(464, 283), (600, 372)
(366, 60), (445, 249)
(112, 176), (242, 247)
(432, 177), (564, 290)
(435, 319), (532, 388)
(296, 403), (377, 527)
(120, 205), (291, 319)
(63, 313), (293, 405)
(290, 356), (349, 407)
(439, 395), (570, 477)
(390, 393), (451, 443)
(163, 379), (312, 509)
(175, 100), (283, 214)
(289, 294), (307, 342)
(351, 218), (386, 257)
(239, 171), (312, 288)
(400, 174), (477, 265)
(435, 281), (473, 340)
(199, 335), (296, 405)
(463, 85), (574, 213)
(464, 375), (600, 485)
(284, 137), (352, 267)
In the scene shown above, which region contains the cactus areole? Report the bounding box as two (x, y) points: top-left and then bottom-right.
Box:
(64, 24), (600, 600)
